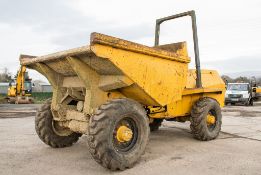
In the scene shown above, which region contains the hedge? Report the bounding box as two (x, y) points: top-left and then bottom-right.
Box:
(31, 92), (53, 102)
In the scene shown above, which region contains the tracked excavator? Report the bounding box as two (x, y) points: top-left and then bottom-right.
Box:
(7, 65), (34, 104)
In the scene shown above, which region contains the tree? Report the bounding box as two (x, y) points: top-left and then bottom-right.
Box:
(256, 77), (261, 86)
(221, 75), (261, 86)
(234, 76), (250, 83)
(0, 67), (12, 82)
(221, 75), (233, 84)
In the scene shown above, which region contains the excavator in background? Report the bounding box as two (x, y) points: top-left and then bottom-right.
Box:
(252, 84), (261, 101)
(7, 65), (34, 104)
(250, 77), (261, 101)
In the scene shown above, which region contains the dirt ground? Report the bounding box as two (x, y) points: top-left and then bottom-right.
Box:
(1, 102), (261, 175)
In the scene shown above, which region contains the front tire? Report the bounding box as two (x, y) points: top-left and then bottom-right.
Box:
(88, 98), (150, 170)
(35, 99), (82, 148)
(190, 98), (222, 141)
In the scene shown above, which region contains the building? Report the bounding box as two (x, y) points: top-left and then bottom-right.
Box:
(0, 82), (9, 94)
(38, 82), (52, 92)
(32, 82), (52, 92)
(0, 81), (53, 94)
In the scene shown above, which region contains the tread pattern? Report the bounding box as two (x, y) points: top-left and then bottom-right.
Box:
(88, 98), (150, 170)
(190, 97), (222, 141)
(35, 99), (82, 148)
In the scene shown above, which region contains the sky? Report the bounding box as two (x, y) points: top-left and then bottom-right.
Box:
(0, 0), (261, 82)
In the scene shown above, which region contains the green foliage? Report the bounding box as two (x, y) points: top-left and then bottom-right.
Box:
(0, 93), (52, 104)
(31, 92), (52, 103)
(0, 94), (7, 104)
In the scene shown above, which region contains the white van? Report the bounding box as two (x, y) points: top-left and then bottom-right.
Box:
(225, 83), (253, 106)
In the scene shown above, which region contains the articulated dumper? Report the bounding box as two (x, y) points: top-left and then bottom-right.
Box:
(20, 11), (225, 170)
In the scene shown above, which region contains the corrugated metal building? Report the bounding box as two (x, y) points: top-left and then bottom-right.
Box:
(39, 82), (52, 92)
(0, 81), (53, 94)
(32, 82), (52, 92)
(0, 82), (9, 94)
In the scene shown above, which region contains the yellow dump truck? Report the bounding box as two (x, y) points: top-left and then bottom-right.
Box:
(20, 11), (225, 170)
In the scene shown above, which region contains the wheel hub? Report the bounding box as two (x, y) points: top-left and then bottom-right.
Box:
(116, 125), (133, 142)
(207, 114), (216, 125)
(52, 120), (73, 136)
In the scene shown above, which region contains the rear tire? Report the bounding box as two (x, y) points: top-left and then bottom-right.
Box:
(35, 99), (82, 148)
(149, 119), (163, 131)
(88, 98), (150, 170)
(190, 98), (222, 141)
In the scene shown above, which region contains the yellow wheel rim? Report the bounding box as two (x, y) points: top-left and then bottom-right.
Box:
(116, 125), (133, 142)
(207, 114), (216, 125)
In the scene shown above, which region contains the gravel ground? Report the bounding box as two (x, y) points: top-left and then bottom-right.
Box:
(0, 102), (261, 175)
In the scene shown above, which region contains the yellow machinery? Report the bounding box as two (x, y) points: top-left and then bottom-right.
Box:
(253, 86), (261, 100)
(256, 88), (261, 93)
(20, 11), (225, 170)
(7, 65), (34, 104)
(251, 77), (261, 101)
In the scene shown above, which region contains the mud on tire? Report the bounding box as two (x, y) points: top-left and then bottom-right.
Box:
(35, 99), (82, 148)
(190, 97), (222, 141)
(88, 98), (150, 170)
